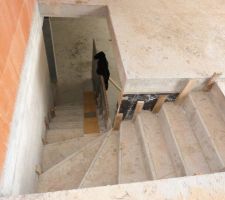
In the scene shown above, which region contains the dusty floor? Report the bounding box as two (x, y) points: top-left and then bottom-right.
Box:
(51, 17), (121, 120)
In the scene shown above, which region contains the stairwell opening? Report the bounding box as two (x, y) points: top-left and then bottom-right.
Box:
(42, 14), (122, 132)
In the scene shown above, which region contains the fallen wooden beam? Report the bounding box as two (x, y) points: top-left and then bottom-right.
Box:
(175, 80), (197, 105)
(152, 95), (167, 113)
(132, 101), (145, 120)
(203, 72), (222, 91)
(113, 113), (123, 130)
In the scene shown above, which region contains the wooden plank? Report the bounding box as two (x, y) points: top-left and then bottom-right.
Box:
(116, 92), (123, 113)
(175, 80), (197, 105)
(152, 95), (167, 113)
(84, 91), (96, 113)
(113, 113), (123, 130)
(203, 72), (222, 91)
(132, 101), (145, 120)
(84, 117), (100, 134)
(83, 91), (100, 134)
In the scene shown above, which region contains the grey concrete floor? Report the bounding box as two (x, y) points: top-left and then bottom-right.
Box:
(51, 17), (121, 120)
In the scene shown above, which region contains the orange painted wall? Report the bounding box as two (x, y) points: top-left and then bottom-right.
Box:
(0, 0), (36, 173)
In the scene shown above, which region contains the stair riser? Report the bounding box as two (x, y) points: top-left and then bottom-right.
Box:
(159, 109), (186, 177)
(183, 96), (224, 171)
(49, 122), (82, 129)
(51, 116), (83, 122)
(134, 116), (156, 180)
(46, 130), (83, 144)
(55, 110), (83, 116)
(210, 84), (225, 123)
(55, 106), (83, 110)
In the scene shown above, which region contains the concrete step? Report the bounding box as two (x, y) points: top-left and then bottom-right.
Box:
(79, 131), (119, 188)
(38, 134), (106, 193)
(55, 104), (83, 111)
(210, 82), (225, 122)
(183, 92), (225, 172)
(119, 121), (149, 184)
(42, 135), (98, 172)
(161, 103), (211, 176)
(135, 111), (176, 180)
(46, 128), (83, 144)
(54, 109), (83, 117)
(49, 121), (82, 129)
(51, 114), (82, 123)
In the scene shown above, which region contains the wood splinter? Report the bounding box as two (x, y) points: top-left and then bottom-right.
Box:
(152, 95), (167, 113)
(203, 72), (222, 91)
(175, 79), (197, 105)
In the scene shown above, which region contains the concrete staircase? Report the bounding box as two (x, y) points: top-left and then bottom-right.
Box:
(37, 85), (225, 193)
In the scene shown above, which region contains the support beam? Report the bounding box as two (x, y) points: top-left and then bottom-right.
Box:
(175, 80), (196, 105)
(152, 95), (167, 113)
(113, 113), (123, 130)
(132, 101), (144, 120)
(203, 72), (222, 91)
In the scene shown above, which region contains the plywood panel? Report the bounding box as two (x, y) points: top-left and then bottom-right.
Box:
(84, 91), (99, 134)
(84, 118), (99, 134)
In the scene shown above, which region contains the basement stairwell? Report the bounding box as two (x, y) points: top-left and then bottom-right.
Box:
(34, 74), (225, 192)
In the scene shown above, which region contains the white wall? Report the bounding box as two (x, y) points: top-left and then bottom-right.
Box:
(0, 5), (53, 196)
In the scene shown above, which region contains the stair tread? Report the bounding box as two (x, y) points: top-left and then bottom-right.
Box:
(51, 115), (83, 122)
(38, 134), (105, 193)
(54, 109), (83, 117)
(42, 135), (98, 172)
(163, 103), (211, 175)
(55, 105), (83, 110)
(191, 92), (225, 163)
(80, 131), (119, 188)
(119, 121), (148, 184)
(46, 128), (83, 144)
(140, 111), (176, 179)
(49, 121), (83, 129)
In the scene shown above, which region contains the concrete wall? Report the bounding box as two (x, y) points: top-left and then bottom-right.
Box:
(0, 5), (53, 196)
(50, 17), (121, 120)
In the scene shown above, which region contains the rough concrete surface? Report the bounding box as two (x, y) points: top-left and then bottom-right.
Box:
(3, 172), (225, 199)
(80, 131), (119, 188)
(38, 134), (105, 193)
(137, 112), (176, 179)
(50, 17), (121, 119)
(119, 121), (148, 183)
(39, 0), (225, 93)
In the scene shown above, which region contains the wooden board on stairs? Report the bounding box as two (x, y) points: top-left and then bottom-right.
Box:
(84, 91), (100, 134)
